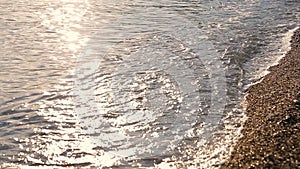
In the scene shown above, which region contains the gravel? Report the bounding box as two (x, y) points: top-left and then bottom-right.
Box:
(221, 28), (300, 169)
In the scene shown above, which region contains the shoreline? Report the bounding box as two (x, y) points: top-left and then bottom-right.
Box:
(221, 28), (300, 168)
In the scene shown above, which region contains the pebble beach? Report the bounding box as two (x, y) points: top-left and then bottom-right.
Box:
(222, 28), (300, 168)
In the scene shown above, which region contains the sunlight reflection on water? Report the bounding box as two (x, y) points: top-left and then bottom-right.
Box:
(0, 0), (299, 168)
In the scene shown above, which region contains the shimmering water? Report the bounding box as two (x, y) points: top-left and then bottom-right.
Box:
(0, 0), (299, 168)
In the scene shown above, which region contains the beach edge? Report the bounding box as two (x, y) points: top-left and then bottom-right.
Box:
(221, 28), (300, 168)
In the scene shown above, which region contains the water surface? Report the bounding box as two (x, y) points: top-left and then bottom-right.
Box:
(0, 0), (299, 168)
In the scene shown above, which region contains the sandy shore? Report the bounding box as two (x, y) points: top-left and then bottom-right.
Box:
(221, 28), (300, 168)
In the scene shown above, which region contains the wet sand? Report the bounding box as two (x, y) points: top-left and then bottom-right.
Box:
(222, 28), (300, 168)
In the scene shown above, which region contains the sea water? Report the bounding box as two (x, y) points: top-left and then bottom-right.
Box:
(0, 0), (298, 168)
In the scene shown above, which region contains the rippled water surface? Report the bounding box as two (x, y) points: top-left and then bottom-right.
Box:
(0, 0), (299, 168)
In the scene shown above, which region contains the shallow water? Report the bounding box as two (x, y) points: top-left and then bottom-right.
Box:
(0, 0), (299, 168)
